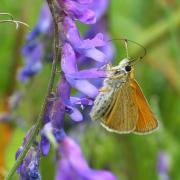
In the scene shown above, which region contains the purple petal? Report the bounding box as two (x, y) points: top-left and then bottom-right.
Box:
(70, 97), (93, 105)
(23, 42), (44, 63)
(61, 43), (78, 74)
(51, 99), (65, 129)
(56, 159), (79, 180)
(19, 43), (44, 82)
(56, 136), (117, 180)
(75, 0), (93, 4)
(57, 76), (71, 102)
(67, 68), (106, 79)
(157, 152), (170, 174)
(63, 17), (105, 50)
(79, 33), (105, 49)
(26, 3), (52, 41)
(86, 170), (117, 180)
(100, 37), (115, 63)
(43, 93), (55, 124)
(83, 48), (107, 62)
(65, 105), (83, 121)
(40, 135), (50, 156)
(59, 0), (96, 24)
(53, 128), (66, 143)
(90, 0), (109, 21)
(60, 137), (90, 170)
(18, 147), (41, 179)
(22, 41), (36, 57)
(18, 62), (42, 82)
(63, 17), (81, 46)
(66, 77), (98, 98)
(85, 19), (115, 61)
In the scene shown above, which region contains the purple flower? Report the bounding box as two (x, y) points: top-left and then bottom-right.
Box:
(39, 76), (69, 155)
(26, 3), (52, 41)
(40, 75), (91, 155)
(19, 42), (44, 82)
(58, 0), (96, 24)
(84, 19), (115, 64)
(15, 128), (41, 179)
(16, 0), (117, 179)
(19, 2), (52, 82)
(56, 136), (117, 180)
(63, 17), (107, 63)
(40, 134), (50, 156)
(157, 152), (170, 180)
(50, 77), (72, 126)
(70, 96), (93, 106)
(40, 122), (66, 156)
(43, 93), (56, 125)
(18, 146), (41, 180)
(61, 43), (106, 98)
(78, 18), (115, 91)
(51, 76), (86, 123)
(90, 0), (109, 21)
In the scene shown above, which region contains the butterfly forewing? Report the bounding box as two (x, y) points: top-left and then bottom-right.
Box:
(101, 82), (139, 133)
(130, 79), (158, 134)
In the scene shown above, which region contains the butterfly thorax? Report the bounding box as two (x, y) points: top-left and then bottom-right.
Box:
(105, 72), (129, 89)
(104, 58), (131, 89)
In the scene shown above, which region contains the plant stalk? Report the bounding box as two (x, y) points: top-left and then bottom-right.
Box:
(5, 0), (62, 179)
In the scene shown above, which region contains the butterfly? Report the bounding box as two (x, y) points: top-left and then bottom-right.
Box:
(90, 39), (158, 134)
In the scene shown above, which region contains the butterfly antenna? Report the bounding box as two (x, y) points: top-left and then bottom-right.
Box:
(124, 39), (129, 59)
(107, 38), (147, 64)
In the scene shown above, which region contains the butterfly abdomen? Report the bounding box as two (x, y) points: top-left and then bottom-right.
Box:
(90, 90), (114, 121)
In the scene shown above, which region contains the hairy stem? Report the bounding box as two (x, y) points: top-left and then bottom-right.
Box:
(5, 0), (62, 179)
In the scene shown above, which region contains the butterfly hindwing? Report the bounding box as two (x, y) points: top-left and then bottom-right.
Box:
(130, 79), (158, 134)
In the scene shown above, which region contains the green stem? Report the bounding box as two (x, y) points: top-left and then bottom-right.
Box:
(5, 0), (62, 179)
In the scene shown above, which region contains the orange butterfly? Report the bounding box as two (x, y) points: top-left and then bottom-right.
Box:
(90, 40), (158, 134)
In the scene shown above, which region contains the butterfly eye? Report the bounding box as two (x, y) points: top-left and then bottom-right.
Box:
(125, 65), (131, 72)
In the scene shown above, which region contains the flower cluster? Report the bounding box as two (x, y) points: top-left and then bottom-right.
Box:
(16, 128), (41, 180)
(17, 0), (116, 179)
(19, 3), (52, 82)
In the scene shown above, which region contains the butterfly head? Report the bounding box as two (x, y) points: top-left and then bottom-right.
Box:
(110, 58), (134, 79)
(112, 58), (131, 73)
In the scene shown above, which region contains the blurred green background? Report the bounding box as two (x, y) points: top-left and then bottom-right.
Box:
(0, 0), (180, 180)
